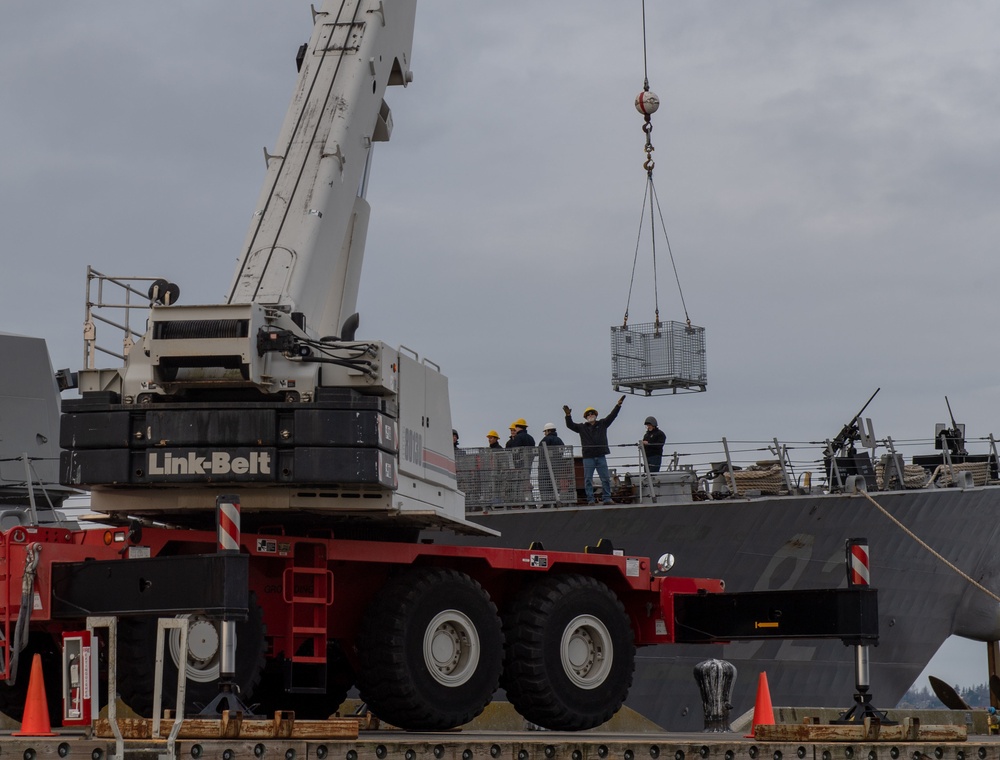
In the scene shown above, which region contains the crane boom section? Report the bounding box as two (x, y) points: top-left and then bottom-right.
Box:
(229, 0), (416, 341)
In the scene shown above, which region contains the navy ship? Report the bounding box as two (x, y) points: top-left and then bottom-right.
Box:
(453, 429), (1000, 730)
(0, 333), (76, 526)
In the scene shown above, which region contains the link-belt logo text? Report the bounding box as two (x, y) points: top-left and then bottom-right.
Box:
(147, 451), (272, 476)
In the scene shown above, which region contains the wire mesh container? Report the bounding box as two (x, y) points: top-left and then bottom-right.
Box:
(611, 320), (707, 396)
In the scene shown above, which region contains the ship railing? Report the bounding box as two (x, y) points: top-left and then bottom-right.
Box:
(606, 433), (1000, 500)
(459, 433), (1000, 510)
(601, 438), (808, 500)
(826, 433), (1000, 492)
(0, 454), (81, 528)
(456, 445), (576, 511)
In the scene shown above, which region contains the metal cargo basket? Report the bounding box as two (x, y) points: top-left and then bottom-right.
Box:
(611, 320), (707, 396)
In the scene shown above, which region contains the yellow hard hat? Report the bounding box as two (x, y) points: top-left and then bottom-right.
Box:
(487, 430), (499, 438)
(584, 407), (598, 416)
(513, 418), (528, 428)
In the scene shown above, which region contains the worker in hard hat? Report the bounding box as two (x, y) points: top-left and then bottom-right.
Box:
(538, 423), (565, 506)
(539, 423), (564, 448)
(641, 416), (666, 473)
(564, 396), (625, 504)
(483, 430), (504, 506)
(505, 419), (536, 504)
(506, 419), (535, 449)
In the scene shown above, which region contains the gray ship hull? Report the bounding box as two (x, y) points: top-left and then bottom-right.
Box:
(455, 487), (1000, 731)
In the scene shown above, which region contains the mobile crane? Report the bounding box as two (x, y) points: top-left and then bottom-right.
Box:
(0, 0), (877, 734)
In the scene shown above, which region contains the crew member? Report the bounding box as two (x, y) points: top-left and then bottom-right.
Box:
(538, 422), (565, 506)
(506, 419), (535, 503)
(484, 430), (503, 505)
(539, 423), (564, 447)
(506, 419), (535, 448)
(642, 416), (666, 473)
(564, 397), (624, 504)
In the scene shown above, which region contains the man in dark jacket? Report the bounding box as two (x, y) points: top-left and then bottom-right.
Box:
(538, 423), (564, 448)
(564, 397), (624, 504)
(506, 419), (535, 449)
(642, 416), (666, 473)
(505, 419), (535, 503)
(537, 422), (565, 505)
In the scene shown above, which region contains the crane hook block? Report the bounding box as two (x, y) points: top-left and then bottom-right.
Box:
(635, 90), (660, 116)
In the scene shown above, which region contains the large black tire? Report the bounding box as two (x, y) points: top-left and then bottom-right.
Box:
(117, 592), (267, 716)
(254, 640), (354, 719)
(501, 574), (635, 730)
(0, 633), (62, 724)
(357, 567), (503, 730)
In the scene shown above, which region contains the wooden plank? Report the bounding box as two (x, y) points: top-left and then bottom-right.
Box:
(754, 723), (967, 743)
(94, 716), (359, 740)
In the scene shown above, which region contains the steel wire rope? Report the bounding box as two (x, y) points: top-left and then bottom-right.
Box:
(649, 176), (661, 323)
(650, 181), (690, 323)
(622, 0), (694, 330)
(641, 0), (650, 90)
(622, 179), (651, 327)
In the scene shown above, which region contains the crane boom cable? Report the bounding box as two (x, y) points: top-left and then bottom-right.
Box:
(641, 0), (650, 91)
(623, 177), (652, 328)
(648, 175), (660, 324)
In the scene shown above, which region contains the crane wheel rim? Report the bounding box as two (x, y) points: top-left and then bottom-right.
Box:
(422, 609), (481, 686)
(559, 614), (613, 689)
(168, 617), (224, 683)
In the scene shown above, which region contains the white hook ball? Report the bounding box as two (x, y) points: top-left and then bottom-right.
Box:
(635, 90), (660, 115)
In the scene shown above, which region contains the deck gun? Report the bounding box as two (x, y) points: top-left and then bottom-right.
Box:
(935, 396), (967, 456)
(824, 388), (880, 459)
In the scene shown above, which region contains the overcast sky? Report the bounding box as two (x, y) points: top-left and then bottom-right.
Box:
(3, 1), (999, 689)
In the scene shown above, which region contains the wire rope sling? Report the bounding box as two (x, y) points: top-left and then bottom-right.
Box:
(611, 2), (707, 397)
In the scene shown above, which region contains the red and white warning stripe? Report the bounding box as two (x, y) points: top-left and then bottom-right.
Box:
(848, 541), (870, 587)
(217, 496), (241, 553)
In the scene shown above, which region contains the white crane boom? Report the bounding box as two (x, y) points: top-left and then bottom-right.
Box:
(228, 0), (415, 343)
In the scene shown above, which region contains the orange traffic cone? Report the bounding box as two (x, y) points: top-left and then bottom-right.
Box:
(13, 653), (57, 736)
(744, 671), (775, 738)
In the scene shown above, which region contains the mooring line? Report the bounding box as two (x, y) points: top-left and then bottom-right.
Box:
(861, 489), (1000, 603)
